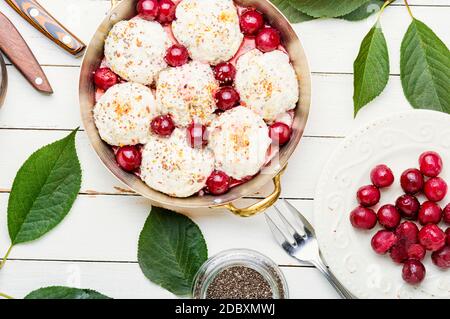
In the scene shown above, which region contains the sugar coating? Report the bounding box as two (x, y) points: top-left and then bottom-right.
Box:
(104, 19), (171, 85)
(140, 128), (215, 197)
(156, 61), (219, 126)
(209, 106), (272, 179)
(93, 82), (157, 146)
(172, 0), (243, 65)
(235, 49), (299, 122)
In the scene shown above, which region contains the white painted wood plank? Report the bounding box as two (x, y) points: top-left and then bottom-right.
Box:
(296, 6), (450, 75)
(0, 67), (412, 137)
(0, 260), (339, 299)
(0, 195), (313, 265)
(0, 129), (340, 198)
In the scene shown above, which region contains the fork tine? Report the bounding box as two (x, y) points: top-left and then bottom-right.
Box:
(282, 199), (316, 237)
(273, 204), (305, 243)
(265, 213), (294, 252)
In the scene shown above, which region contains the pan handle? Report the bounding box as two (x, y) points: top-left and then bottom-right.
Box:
(216, 166), (286, 218)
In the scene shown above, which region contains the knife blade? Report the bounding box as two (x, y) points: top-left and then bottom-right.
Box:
(5, 0), (86, 56)
(0, 12), (53, 94)
(0, 53), (7, 107)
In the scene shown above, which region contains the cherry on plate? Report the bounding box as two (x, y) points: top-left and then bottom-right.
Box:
(395, 194), (420, 220)
(390, 241), (409, 264)
(136, 0), (159, 20)
(165, 44), (189, 67)
(371, 230), (397, 255)
(94, 68), (118, 91)
(151, 115), (175, 137)
(349, 206), (377, 230)
(357, 185), (380, 207)
(187, 123), (208, 148)
(444, 204), (450, 224)
(402, 260), (426, 285)
(255, 27), (281, 53)
(419, 151), (443, 177)
(206, 170), (230, 195)
(400, 168), (424, 195)
(213, 62), (236, 85)
(158, 0), (177, 24)
(370, 164), (394, 188)
(424, 177), (448, 202)
(215, 87), (240, 111)
(418, 201), (442, 225)
(395, 221), (419, 244)
(377, 204), (401, 229)
(116, 146), (142, 172)
(431, 246), (450, 269)
(407, 244), (426, 261)
(239, 9), (264, 36)
(269, 122), (291, 146)
(418, 224), (446, 251)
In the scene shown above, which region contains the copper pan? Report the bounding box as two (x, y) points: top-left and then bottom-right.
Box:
(79, 0), (311, 217)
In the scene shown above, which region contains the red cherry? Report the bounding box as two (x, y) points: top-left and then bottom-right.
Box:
(444, 204), (450, 224)
(407, 244), (426, 261)
(418, 224), (446, 251)
(395, 194), (420, 220)
(213, 62), (236, 85)
(349, 206), (377, 230)
(356, 185), (380, 207)
(269, 122), (291, 146)
(431, 246), (450, 269)
(371, 230), (397, 255)
(255, 27), (281, 53)
(377, 204), (401, 230)
(137, 0), (159, 20)
(239, 9), (264, 36)
(395, 221), (419, 244)
(424, 177), (447, 202)
(370, 164), (394, 188)
(445, 227), (450, 246)
(418, 201), (442, 225)
(187, 123), (208, 148)
(400, 168), (424, 195)
(402, 260), (426, 285)
(165, 44), (189, 67)
(151, 115), (175, 137)
(158, 0), (177, 24)
(419, 151), (443, 177)
(94, 68), (118, 91)
(206, 170), (231, 195)
(215, 87), (240, 111)
(390, 240), (409, 264)
(116, 146), (142, 172)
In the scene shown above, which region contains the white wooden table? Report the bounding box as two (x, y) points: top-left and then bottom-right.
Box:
(0, 0), (448, 299)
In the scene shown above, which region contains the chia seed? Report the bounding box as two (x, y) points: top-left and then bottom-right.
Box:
(206, 266), (273, 299)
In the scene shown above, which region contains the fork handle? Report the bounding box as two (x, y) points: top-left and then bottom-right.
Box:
(310, 260), (355, 299)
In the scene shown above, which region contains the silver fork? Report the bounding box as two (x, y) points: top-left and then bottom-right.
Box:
(266, 199), (355, 299)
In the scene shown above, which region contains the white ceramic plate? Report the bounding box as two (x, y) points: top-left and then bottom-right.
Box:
(314, 110), (450, 299)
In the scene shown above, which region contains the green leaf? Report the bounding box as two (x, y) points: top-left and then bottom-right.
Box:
(138, 207), (208, 296)
(340, 0), (382, 21)
(25, 286), (111, 299)
(7, 129), (82, 245)
(400, 18), (450, 113)
(289, 0), (371, 18)
(270, 0), (315, 23)
(353, 23), (390, 116)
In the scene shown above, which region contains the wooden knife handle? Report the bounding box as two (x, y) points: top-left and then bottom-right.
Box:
(5, 0), (86, 56)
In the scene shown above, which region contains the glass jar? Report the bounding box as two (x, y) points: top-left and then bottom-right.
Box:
(192, 249), (289, 299)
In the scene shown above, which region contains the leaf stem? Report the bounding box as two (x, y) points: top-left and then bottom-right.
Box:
(403, 0), (414, 18)
(377, 0), (395, 22)
(0, 245), (13, 270)
(0, 292), (14, 299)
